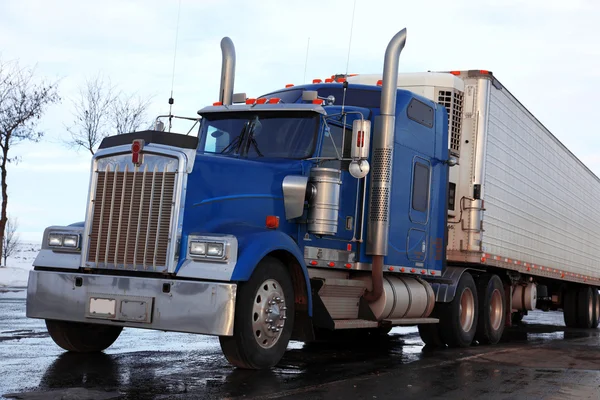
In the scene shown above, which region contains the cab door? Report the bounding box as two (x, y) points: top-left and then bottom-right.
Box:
(407, 156), (431, 261)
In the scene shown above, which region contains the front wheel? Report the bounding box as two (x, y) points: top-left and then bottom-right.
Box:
(219, 257), (295, 369)
(45, 320), (122, 352)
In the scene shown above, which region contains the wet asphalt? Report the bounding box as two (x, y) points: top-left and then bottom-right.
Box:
(1, 287), (599, 400)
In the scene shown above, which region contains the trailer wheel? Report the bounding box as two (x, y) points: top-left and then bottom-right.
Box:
(219, 257), (295, 369)
(45, 320), (122, 352)
(576, 286), (593, 329)
(563, 289), (578, 328)
(439, 272), (478, 348)
(475, 274), (506, 345)
(591, 289), (599, 329)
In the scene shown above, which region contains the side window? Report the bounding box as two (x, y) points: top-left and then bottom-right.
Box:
(320, 124), (351, 169)
(412, 162), (430, 212)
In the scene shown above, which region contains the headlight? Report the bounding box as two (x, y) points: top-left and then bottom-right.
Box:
(48, 233), (63, 247)
(190, 241), (207, 256)
(187, 237), (229, 261)
(47, 232), (81, 250)
(207, 243), (224, 257)
(63, 234), (80, 248)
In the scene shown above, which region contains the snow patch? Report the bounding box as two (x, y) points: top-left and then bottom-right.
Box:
(0, 242), (39, 287)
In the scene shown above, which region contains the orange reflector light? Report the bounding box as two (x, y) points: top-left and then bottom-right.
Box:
(328, 262), (335, 267)
(312, 79), (322, 83)
(410, 268), (416, 273)
(421, 270), (426, 274)
(324, 78), (333, 83)
(450, 71), (460, 76)
(312, 99), (324, 105)
(400, 267), (405, 273)
(256, 98), (267, 104)
(430, 271), (436, 275)
(345, 263), (352, 269)
(336, 77), (346, 83)
(389, 266), (394, 271)
(376, 80), (383, 86)
(310, 260), (318, 266)
(267, 98), (280, 104)
(266, 215), (279, 229)
(213, 101), (223, 106)
(245, 98), (256, 105)
(285, 84), (294, 88)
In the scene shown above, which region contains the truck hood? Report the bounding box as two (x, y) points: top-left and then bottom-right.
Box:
(181, 154), (305, 236)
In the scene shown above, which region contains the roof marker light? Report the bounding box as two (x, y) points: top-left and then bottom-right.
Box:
(312, 79), (322, 84)
(245, 98), (256, 105)
(256, 98), (267, 104)
(376, 80), (383, 86)
(312, 99), (324, 105)
(285, 84), (294, 88)
(324, 78), (333, 83)
(213, 101), (223, 106)
(450, 71), (460, 76)
(336, 77), (346, 83)
(267, 97), (281, 104)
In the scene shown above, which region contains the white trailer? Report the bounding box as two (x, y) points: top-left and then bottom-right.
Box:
(350, 70), (600, 329)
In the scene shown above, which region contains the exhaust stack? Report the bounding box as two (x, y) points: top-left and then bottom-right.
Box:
(219, 37), (236, 106)
(364, 28), (407, 303)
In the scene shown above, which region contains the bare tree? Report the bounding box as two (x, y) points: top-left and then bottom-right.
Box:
(112, 93), (151, 135)
(66, 74), (115, 155)
(2, 216), (20, 267)
(66, 74), (152, 154)
(0, 59), (60, 263)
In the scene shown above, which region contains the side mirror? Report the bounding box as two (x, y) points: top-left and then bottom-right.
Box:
(349, 119), (371, 179)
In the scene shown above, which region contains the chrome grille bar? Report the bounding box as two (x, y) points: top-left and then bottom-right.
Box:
(113, 164), (128, 266)
(143, 166), (158, 270)
(123, 166), (137, 269)
(104, 164), (119, 266)
(153, 165), (167, 269)
(94, 165), (110, 265)
(133, 164), (148, 268)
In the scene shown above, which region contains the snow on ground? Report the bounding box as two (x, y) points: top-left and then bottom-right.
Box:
(0, 242), (39, 287)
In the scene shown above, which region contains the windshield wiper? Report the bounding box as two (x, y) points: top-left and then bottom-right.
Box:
(219, 121), (249, 155)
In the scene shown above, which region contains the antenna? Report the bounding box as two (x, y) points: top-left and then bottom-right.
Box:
(341, 0), (357, 113)
(168, 0), (183, 132)
(303, 37), (310, 84)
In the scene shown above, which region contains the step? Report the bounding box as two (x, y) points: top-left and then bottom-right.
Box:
(333, 319), (380, 330)
(383, 318), (439, 326)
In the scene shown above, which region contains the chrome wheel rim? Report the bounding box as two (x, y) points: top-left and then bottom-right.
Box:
(595, 294), (600, 321)
(588, 293), (593, 324)
(489, 289), (503, 331)
(252, 279), (287, 349)
(459, 288), (475, 332)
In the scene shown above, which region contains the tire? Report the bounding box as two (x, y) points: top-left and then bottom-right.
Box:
(219, 257), (295, 369)
(439, 272), (478, 348)
(563, 289), (578, 328)
(45, 320), (122, 352)
(576, 286), (593, 329)
(475, 274), (506, 345)
(511, 310), (525, 325)
(591, 289), (599, 329)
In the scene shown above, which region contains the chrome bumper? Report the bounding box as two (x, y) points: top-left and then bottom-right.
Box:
(26, 270), (237, 336)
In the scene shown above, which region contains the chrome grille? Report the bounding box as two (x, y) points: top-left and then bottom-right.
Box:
(87, 164), (176, 271)
(438, 89), (464, 157)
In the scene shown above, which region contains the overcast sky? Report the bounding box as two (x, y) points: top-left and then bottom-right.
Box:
(0, 0), (599, 241)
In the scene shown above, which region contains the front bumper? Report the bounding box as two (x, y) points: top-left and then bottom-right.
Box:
(26, 270), (237, 336)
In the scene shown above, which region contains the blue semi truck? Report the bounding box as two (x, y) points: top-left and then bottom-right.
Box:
(27, 29), (600, 369)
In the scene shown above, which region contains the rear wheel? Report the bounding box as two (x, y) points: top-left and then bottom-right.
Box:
(45, 320), (122, 352)
(563, 289), (578, 328)
(219, 257), (295, 369)
(591, 289), (599, 329)
(438, 272), (478, 348)
(576, 286), (593, 329)
(475, 274), (506, 345)
(418, 309), (444, 347)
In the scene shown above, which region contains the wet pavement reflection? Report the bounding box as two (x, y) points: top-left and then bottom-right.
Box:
(1, 291), (599, 399)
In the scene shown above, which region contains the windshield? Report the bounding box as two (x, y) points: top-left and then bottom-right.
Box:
(199, 112), (319, 159)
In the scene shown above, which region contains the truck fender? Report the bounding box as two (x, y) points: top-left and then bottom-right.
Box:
(430, 266), (477, 303)
(231, 229), (312, 315)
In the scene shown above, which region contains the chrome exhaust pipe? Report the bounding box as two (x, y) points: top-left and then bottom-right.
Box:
(364, 28), (407, 303)
(219, 37), (236, 106)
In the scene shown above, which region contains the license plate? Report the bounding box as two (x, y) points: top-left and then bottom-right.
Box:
(89, 297), (116, 317)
